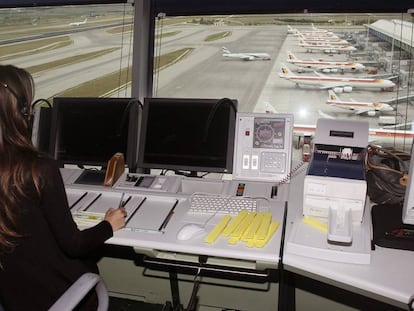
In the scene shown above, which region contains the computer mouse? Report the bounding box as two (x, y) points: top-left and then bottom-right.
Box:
(176, 224), (205, 241)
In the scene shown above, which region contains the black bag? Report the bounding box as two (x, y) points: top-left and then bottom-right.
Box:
(365, 145), (410, 205)
(371, 203), (414, 251)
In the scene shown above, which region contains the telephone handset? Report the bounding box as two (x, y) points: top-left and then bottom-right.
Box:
(232, 112), (294, 183)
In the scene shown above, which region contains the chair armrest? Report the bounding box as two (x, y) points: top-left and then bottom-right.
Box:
(48, 272), (108, 311)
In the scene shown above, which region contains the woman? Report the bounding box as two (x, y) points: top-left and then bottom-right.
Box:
(0, 64), (126, 310)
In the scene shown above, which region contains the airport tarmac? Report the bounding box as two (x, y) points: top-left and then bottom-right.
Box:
(256, 31), (411, 128)
(8, 22), (411, 120)
(155, 24), (412, 131)
(5, 20), (414, 152)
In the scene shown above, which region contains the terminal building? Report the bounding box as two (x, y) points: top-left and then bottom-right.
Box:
(365, 19), (414, 87)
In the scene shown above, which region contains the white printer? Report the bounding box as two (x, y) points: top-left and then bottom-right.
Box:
(303, 119), (369, 243)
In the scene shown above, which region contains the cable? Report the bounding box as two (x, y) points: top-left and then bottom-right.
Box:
(185, 255), (207, 311)
(116, 98), (142, 136)
(185, 277), (200, 311)
(202, 97), (237, 143)
(31, 98), (52, 109)
(276, 160), (307, 187)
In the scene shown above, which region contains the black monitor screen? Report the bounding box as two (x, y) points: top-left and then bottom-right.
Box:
(49, 97), (139, 170)
(138, 97), (237, 175)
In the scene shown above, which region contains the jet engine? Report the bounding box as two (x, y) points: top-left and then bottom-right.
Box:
(333, 86), (352, 93)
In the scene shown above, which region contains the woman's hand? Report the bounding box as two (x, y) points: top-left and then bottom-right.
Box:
(104, 207), (127, 232)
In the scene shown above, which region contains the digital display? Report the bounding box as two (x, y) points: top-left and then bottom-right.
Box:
(253, 117), (285, 149)
(329, 130), (355, 138)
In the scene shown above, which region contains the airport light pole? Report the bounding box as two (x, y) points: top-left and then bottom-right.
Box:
(389, 20), (397, 73)
(366, 14), (375, 50)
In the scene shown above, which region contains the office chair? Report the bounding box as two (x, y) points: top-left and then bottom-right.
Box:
(49, 272), (109, 311)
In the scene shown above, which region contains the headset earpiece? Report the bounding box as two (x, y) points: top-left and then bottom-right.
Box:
(19, 102), (29, 118)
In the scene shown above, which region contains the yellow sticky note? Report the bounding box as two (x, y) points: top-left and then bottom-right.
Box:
(256, 212), (272, 240)
(254, 221), (279, 248)
(222, 210), (248, 236)
(231, 212), (256, 238)
(302, 216), (328, 233)
(204, 215), (231, 244)
(242, 213), (264, 241)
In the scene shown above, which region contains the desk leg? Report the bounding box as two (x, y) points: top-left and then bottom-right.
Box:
(278, 268), (295, 311)
(169, 271), (183, 311)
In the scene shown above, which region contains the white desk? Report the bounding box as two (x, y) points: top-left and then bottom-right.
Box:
(283, 166), (414, 310)
(63, 167), (414, 310)
(62, 168), (288, 310)
(63, 177), (286, 269)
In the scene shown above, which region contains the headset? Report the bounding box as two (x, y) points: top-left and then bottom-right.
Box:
(0, 82), (30, 118)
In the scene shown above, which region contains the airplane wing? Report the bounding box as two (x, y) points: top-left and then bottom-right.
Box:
(330, 104), (356, 112)
(329, 104), (373, 115)
(240, 55), (254, 61)
(319, 83), (352, 90)
(314, 71), (326, 77)
(354, 107), (373, 115)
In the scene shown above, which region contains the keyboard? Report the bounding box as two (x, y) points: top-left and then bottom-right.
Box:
(188, 194), (257, 215)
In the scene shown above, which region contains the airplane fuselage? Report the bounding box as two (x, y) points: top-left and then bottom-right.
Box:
(300, 43), (357, 52)
(282, 75), (395, 90)
(288, 60), (364, 71)
(223, 52), (271, 61)
(326, 100), (394, 112)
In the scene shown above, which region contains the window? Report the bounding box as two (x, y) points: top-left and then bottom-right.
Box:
(0, 3), (134, 101)
(152, 12), (414, 159)
(2, 4), (413, 162)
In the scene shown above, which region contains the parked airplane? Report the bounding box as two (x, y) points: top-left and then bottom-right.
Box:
(298, 35), (349, 45)
(299, 41), (357, 53)
(286, 51), (365, 73)
(309, 23), (332, 33)
(222, 47), (271, 61)
(326, 90), (394, 116)
(287, 25), (336, 37)
(69, 18), (87, 26)
(287, 25), (298, 34)
(278, 63), (396, 92)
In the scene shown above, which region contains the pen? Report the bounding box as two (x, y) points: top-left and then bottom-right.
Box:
(125, 197), (146, 225)
(118, 192), (125, 208)
(70, 191), (88, 210)
(158, 199), (179, 232)
(82, 193), (102, 211)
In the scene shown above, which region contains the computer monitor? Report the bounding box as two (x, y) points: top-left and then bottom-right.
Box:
(138, 97), (237, 176)
(49, 97), (140, 172)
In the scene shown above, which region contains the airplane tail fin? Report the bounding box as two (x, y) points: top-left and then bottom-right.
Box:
(327, 90), (339, 102)
(222, 47), (231, 54)
(278, 63), (292, 78)
(287, 51), (297, 61)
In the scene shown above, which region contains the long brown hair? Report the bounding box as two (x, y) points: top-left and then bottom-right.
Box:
(0, 65), (41, 254)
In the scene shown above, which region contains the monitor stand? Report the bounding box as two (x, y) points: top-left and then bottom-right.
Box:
(174, 170), (200, 178)
(74, 169), (106, 186)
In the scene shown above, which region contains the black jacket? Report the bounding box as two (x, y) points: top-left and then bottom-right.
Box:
(0, 158), (113, 310)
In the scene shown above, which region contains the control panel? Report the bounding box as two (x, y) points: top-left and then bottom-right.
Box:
(232, 112), (293, 183)
(113, 173), (182, 193)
